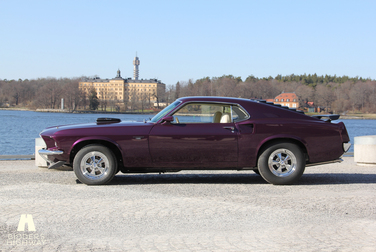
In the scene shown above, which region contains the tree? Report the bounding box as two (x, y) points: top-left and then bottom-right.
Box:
(88, 88), (99, 110)
(63, 79), (82, 111)
(152, 85), (166, 109)
(295, 85), (314, 104)
(175, 82), (180, 99)
(315, 85), (335, 112)
(349, 82), (370, 111)
(140, 93), (148, 112)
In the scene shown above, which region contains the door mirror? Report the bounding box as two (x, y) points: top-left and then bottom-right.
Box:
(162, 116), (174, 123)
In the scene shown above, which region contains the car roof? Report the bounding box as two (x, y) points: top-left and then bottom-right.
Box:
(176, 96), (310, 120)
(177, 96), (254, 104)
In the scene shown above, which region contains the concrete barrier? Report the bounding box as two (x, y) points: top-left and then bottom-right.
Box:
(35, 138), (48, 167)
(0, 155), (34, 160)
(354, 135), (376, 166)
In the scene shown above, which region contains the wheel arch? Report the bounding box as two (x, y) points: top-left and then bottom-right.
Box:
(256, 138), (308, 166)
(69, 139), (123, 168)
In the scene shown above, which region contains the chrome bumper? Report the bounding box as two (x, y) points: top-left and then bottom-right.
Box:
(38, 149), (65, 169)
(343, 142), (351, 153)
(306, 158), (343, 167)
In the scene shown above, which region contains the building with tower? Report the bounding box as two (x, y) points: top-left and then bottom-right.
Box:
(79, 56), (165, 108)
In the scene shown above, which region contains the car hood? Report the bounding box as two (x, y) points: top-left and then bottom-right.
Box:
(40, 121), (153, 136)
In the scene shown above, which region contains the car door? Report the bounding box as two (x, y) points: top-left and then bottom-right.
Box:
(148, 103), (238, 168)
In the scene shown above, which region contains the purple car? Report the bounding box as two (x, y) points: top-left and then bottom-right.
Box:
(39, 96), (351, 185)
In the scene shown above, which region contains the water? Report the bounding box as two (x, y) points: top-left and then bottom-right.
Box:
(1, 110), (375, 155)
(0, 110), (154, 155)
(338, 119), (376, 152)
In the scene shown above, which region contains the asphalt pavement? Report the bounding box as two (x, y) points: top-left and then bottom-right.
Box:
(0, 157), (375, 251)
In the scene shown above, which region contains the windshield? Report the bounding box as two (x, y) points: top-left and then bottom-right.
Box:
(150, 101), (181, 123)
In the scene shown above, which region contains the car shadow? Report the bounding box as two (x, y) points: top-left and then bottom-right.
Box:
(297, 173), (376, 185)
(109, 173), (266, 185)
(105, 172), (376, 185)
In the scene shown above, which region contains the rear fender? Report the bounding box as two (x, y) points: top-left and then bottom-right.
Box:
(256, 135), (309, 164)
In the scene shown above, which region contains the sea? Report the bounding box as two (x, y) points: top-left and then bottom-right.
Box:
(1, 110), (375, 155)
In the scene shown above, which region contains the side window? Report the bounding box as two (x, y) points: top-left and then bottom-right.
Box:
(172, 103), (249, 124)
(232, 106), (249, 122)
(173, 103), (228, 123)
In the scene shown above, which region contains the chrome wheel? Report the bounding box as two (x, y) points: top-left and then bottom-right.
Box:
(80, 151), (110, 180)
(257, 143), (305, 185)
(73, 145), (117, 185)
(268, 148), (297, 177)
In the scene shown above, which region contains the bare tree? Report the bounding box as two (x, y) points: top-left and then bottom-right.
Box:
(152, 85), (166, 109)
(349, 81), (370, 111)
(129, 88), (138, 111)
(295, 85), (314, 104)
(63, 79), (82, 111)
(315, 84), (335, 112)
(140, 93), (148, 112)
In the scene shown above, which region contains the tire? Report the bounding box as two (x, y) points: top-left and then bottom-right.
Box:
(257, 143), (305, 185)
(73, 144), (117, 185)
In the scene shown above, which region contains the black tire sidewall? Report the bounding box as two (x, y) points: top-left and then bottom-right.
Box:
(258, 143), (305, 185)
(73, 145), (117, 185)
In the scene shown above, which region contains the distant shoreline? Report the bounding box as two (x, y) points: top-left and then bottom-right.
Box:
(1, 107), (375, 119)
(0, 108), (157, 115)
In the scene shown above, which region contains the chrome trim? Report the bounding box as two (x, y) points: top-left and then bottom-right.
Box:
(306, 158), (343, 167)
(38, 149), (64, 156)
(223, 126), (235, 133)
(343, 142), (351, 153)
(38, 149), (65, 169)
(230, 105), (233, 122)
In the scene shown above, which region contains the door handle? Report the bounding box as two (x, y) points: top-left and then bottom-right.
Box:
(223, 126), (235, 133)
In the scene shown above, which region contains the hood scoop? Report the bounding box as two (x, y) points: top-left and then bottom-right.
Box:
(96, 118), (121, 124)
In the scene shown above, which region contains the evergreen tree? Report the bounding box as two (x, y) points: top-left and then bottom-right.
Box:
(89, 88), (99, 110)
(175, 82), (180, 99)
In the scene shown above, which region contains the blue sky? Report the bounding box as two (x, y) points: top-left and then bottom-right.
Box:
(0, 0), (375, 85)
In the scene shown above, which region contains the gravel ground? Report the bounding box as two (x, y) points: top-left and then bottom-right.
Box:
(0, 157), (375, 251)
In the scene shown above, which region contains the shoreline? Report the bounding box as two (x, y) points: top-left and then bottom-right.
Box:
(1, 108), (376, 119)
(0, 107), (157, 115)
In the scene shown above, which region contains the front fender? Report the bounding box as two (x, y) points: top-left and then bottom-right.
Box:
(68, 136), (124, 163)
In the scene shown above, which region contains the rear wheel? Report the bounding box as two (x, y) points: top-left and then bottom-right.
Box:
(258, 143), (305, 185)
(73, 145), (117, 185)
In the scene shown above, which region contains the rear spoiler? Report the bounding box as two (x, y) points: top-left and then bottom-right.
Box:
(312, 114), (340, 121)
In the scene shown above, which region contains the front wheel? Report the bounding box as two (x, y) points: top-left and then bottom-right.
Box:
(73, 145), (117, 185)
(257, 143), (305, 185)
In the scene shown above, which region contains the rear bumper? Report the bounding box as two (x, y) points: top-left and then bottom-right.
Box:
(306, 158), (343, 167)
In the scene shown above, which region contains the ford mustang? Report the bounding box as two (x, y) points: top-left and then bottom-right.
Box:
(39, 96), (351, 185)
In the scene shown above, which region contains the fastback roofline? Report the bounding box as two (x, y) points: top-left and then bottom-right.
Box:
(251, 99), (305, 114)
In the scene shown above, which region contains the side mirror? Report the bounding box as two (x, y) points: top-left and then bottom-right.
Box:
(162, 116), (174, 123)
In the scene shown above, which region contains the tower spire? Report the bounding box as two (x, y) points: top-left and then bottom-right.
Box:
(133, 53), (140, 80)
(116, 68), (121, 78)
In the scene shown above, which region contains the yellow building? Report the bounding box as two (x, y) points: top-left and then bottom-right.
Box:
(79, 69), (165, 104)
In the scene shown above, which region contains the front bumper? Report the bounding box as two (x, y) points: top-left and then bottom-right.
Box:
(343, 142), (351, 153)
(38, 149), (65, 169)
